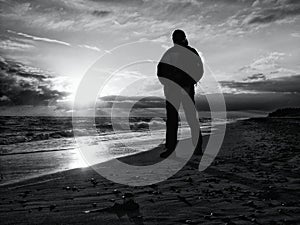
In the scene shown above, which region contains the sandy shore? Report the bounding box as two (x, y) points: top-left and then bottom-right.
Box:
(1, 118), (299, 225)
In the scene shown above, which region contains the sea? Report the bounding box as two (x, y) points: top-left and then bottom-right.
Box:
(0, 111), (266, 186)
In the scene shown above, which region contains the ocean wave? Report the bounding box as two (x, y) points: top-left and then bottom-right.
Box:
(0, 130), (73, 145)
(0, 116), (219, 145)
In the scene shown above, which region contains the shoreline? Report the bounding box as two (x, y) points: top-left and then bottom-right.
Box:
(1, 117), (299, 224)
(0, 117), (288, 188)
(0, 133), (211, 188)
(0, 117), (253, 188)
(0, 119), (227, 187)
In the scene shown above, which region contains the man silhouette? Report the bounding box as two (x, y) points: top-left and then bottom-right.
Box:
(157, 29), (204, 158)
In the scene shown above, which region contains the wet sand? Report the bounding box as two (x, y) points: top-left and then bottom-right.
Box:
(0, 118), (299, 224)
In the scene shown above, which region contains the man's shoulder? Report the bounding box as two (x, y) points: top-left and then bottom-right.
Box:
(164, 46), (176, 53)
(163, 45), (200, 57)
(161, 46), (178, 60)
(186, 46), (199, 56)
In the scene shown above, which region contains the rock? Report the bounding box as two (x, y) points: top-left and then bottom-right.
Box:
(113, 189), (121, 195)
(90, 178), (98, 186)
(148, 198), (154, 203)
(243, 200), (257, 208)
(177, 195), (192, 206)
(184, 219), (197, 224)
(149, 184), (157, 189)
(185, 177), (193, 183)
(49, 204), (56, 211)
(151, 191), (161, 195)
(221, 217), (231, 223)
(251, 218), (257, 223)
(224, 222), (236, 225)
(72, 186), (79, 192)
(122, 192), (134, 199)
(63, 186), (70, 191)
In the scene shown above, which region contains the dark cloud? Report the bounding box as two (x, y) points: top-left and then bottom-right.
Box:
(220, 75), (300, 93)
(92, 10), (112, 17)
(248, 14), (278, 24)
(98, 74), (300, 112)
(194, 92), (299, 111)
(244, 73), (266, 81)
(0, 58), (68, 106)
(89, 0), (143, 4)
(198, 74), (300, 111)
(97, 92), (300, 112)
(247, 1), (300, 24)
(221, 93), (299, 111)
(98, 96), (165, 108)
(0, 0), (72, 14)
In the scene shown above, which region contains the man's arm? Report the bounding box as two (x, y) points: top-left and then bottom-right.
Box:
(190, 47), (204, 83)
(157, 51), (173, 85)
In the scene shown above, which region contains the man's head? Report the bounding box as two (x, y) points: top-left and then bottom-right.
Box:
(172, 29), (188, 46)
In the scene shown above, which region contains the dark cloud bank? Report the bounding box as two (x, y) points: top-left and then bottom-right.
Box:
(101, 75), (300, 112)
(0, 57), (68, 106)
(0, 56), (299, 114)
(246, 0), (300, 24)
(221, 75), (300, 94)
(100, 92), (300, 112)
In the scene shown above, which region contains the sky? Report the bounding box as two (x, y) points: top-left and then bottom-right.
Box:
(0, 0), (300, 116)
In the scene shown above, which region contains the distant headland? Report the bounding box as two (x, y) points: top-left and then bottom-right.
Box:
(268, 108), (300, 118)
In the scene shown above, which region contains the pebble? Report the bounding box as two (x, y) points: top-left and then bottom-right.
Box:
(72, 186), (79, 192)
(177, 195), (192, 206)
(184, 219), (197, 224)
(151, 191), (161, 195)
(49, 204), (56, 211)
(122, 192), (134, 199)
(90, 178), (98, 186)
(185, 177), (193, 183)
(113, 189), (121, 194)
(63, 186), (70, 191)
(148, 198), (155, 203)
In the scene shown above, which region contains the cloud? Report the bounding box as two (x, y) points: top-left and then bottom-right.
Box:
(0, 95), (10, 102)
(78, 44), (101, 52)
(1, 0), (298, 44)
(0, 39), (34, 51)
(244, 1), (300, 24)
(93, 90), (300, 112)
(0, 0), (295, 52)
(291, 32), (300, 38)
(220, 74), (300, 94)
(0, 0), (115, 32)
(0, 0), (241, 40)
(238, 52), (296, 76)
(92, 10), (112, 17)
(7, 30), (71, 46)
(0, 57), (68, 106)
(251, 52), (285, 69)
(243, 73), (266, 81)
(89, 0), (143, 4)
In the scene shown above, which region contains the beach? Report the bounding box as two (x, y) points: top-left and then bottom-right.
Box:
(0, 115), (220, 186)
(0, 118), (299, 224)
